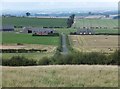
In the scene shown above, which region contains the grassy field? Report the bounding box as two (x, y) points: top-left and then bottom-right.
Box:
(55, 28), (77, 35)
(2, 17), (67, 27)
(73, 18), (118, 28)
(69, 35), (118, 53)
(2, 52), (54, 61)
(72, 18), (118, 34)
(1, 32), (59, 45)
(2, 65), (118, 87)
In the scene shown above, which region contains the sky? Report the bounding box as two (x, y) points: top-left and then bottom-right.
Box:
(1, 0), (120, 13)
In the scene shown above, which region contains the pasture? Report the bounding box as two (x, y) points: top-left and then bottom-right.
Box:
(1, 32), (59, 45)
(2, 17), (67, 27)
(72, 18), (118, 34)
(69, 35), (118, 53)
(2, 65), (118, 87)
(73, 18), (118, 28)
(2, 52), (54, 61)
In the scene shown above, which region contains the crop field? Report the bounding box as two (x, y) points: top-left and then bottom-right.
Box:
(2, 17), (67, 27)
(1, 32), (59, 45)
(69, 35), (118, 53)
(2, 65), (118, 87)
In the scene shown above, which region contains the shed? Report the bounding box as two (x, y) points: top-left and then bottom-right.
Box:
(0, 25), (14, 31)
(76, 29), (95, 35)
(23, 27), (57, 35)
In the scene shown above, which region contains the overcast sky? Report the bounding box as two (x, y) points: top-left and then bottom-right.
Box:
(1, 0), (119, 12)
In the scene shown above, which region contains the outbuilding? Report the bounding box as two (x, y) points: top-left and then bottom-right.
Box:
(0, 25), (14, 31)
(22, 27), (58, 36)
(76, 29), (95, 35)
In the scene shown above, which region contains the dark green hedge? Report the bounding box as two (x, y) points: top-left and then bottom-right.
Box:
(40, 50), (120, 65)
(1, 49), (47, 53)
(2, 56), (37, 66)
(2, 50), (120, 66)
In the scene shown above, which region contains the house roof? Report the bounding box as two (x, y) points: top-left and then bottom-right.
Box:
(23, 27), (57, 33)
(0, 25), (14, 31)
(77, 29), (95, 34)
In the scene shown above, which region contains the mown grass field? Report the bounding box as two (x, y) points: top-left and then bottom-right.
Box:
(2, 17), (67, 27)
(1, 32), (59, 45)
(69, 35), (118, 53)
(2, 65), (118, 87)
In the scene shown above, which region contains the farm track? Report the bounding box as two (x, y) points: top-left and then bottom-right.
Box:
(61, 34), (68, 54)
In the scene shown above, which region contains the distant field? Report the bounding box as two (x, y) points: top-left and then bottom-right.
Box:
(73, 18), (118, 28)
(69, 35), (118, 53)
(55, 28), (77, 34)
(72, 18), (118, 34)
(2, 17), (67, 27)
(1, 32), (59, 45)
(2, 65), (118, 87)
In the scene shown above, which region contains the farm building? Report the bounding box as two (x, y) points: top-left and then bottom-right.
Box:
(0, 25), (14, 31)
(22, 27), (58, 36)
(76, 29), (95, 35)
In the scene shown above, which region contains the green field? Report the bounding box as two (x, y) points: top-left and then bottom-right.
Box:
(2, 65), (118, 87)
(2, 52), (54, 61)
(1, 32), (59, 45)
(72, 18), (118, 34)
(2, 17), (67, 27)
(55, 28), (77, 34)
(73, 19), (118, 28)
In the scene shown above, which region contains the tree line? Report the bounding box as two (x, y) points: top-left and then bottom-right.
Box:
(2, 50), (119, 66)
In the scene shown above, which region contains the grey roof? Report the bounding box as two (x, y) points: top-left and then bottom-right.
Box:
(77, 29), (95, 34)
(0, 25), (14, 29)
(0, 25), (14, 31)
(23, 27), (57, 33)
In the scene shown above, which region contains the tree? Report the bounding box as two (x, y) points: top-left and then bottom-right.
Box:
(67, 14), (75, 28)
(26, 12), (31, 16)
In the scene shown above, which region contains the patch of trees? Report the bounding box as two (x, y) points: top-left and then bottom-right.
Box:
(49, 50), (119, 65)
(14, 26), (23, 28)
(26, 12), (31, 17)
(2, 50), (120, 66)
(67, 14), (75, 28)
(1, 49), (47, 53)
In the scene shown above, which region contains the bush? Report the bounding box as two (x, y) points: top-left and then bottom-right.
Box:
(38, 57), (50, 65)
(2, 56), (37, 66)
(109, 50), (120, 65)
(2, 50), (119, 66)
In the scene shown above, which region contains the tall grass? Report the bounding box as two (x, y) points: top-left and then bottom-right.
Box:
(2, 65), (118, 87)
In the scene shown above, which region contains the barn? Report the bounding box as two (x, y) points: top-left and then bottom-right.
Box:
(0, 25), (14, 31)
(76, 29), (95, 35)
(22, 27), (58, 36)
